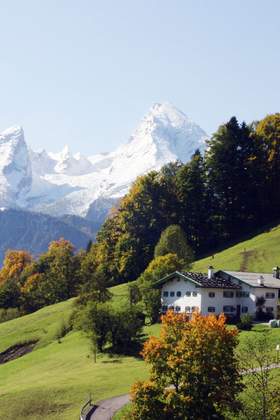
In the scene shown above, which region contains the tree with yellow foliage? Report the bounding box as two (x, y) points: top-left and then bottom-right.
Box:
(0, 250), (32, 285)
(129, 311), (242, 419)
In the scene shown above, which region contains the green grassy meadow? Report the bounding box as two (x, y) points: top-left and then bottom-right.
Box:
(193, 223), (280, 273)
(0, 283), (152, 420)
(1, 224), (280, 419)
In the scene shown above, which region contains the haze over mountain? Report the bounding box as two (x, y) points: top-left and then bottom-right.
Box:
(0, 208), (96, 264)
(0, 103), (208, 225)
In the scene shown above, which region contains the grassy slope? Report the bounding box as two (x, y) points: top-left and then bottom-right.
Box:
(0, 283), (154, 420)
(0, 298), (75, 353)
(1, 224), (280, 419)
(193, 223), (280, 273)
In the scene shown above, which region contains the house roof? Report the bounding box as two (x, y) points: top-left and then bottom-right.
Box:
(222, 271), (280, 289)
(154, 271), (241, 289)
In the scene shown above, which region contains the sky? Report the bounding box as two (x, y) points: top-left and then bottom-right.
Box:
(0, 0), (279, 155)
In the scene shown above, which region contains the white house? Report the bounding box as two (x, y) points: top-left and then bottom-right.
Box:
(155, 267), (280, 320)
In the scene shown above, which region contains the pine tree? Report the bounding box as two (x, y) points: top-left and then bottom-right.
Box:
(176, 150), (210, 254)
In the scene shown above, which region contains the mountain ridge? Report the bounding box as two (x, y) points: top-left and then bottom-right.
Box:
(0, 103), (208, 222)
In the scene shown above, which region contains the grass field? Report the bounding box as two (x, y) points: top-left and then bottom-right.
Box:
(193, 223), (280, 273)
(1, 224), (280, 419)
(0, 283), (156, 420)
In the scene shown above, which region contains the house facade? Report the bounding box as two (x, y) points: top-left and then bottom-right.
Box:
(155, 267), (280, 319)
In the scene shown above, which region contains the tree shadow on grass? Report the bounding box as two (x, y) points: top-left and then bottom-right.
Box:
(102, 334), (147, 359)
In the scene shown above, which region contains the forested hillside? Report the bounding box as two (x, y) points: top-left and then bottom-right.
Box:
(90, 113), (280, 285)
(0, 113), (279, 317)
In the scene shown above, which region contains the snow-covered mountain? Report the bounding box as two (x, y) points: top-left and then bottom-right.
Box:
(0, 126), (32, 206)
(0, 103), (208, 222)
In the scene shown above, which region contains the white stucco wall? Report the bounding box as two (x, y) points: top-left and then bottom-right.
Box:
(161, 276), (201, 313)
(160, 276), (279, 318)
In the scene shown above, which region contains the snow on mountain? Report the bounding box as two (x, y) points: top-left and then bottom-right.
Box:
(0, 103), (208, 221)
(0, 126), (32, 206)
(104, 102), (207, 194)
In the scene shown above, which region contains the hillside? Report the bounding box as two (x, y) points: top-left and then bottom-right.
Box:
(1, 225), (280, 419)
(0, 283), (160, 420)
(0, 283), (279, 420)
(0, 283), (153, 420)
(193, 223), (280, 274)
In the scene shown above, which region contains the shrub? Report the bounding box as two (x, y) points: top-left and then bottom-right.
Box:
(237, 314), (253, 330)
(0, 307), (21, 323)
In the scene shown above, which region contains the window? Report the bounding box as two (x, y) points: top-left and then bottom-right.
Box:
(223, 291), (234, 298)
(208, 307), (216, 312)
(265, 293), (275, 299)
(163, 291), (168, 297)
(176, 291), (182, 297)
(236, 291), (249, 298)
(192, 291), (198, 297)
(266, 307), (274, 313)
(186, 291), (191, 297)
(175, 306), (181, 312)
(223, 306), (236, 313)
(170, 291), (175, 297)
(242, 306), (248, 313)
(185, 306), (191, 312)
(209, 292), (215, 298)
(161, 306), (168, 313)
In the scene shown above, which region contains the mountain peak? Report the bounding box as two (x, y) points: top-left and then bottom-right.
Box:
(148, 102), (189, 124)
(61, 145), (70, 157)
(0, 103), (207, 220)
(0, 125), (31, 205)
(0, 125), (24, 141)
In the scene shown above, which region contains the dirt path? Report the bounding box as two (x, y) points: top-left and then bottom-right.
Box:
(90, 394), (130, 420)
(239, 249), (255, 271)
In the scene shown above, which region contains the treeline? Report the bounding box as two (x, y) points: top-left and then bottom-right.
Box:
(90, 113), (280, 285)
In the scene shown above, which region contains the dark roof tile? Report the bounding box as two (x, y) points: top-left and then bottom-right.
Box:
(181, 271), (241, 289)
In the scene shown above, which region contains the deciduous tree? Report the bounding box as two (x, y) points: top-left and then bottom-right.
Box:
(129, 311), (242, 419)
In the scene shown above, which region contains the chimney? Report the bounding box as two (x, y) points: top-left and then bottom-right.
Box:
(208, 266), (214, 280)
(258, 275), (264, 286)
(273, 266), (280, 279)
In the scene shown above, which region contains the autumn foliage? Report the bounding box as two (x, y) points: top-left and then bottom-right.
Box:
(129, 311), (242, 419)
(0, 250), (32, 285)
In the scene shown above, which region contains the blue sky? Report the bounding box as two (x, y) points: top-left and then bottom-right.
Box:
(0, 0), (279, 154)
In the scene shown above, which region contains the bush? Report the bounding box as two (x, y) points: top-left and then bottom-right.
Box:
(0, 307), (21, 323)
(237, 314), (253, 330)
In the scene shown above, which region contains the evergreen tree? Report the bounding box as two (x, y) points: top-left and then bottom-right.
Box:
(176, 150), (210, 253)
(206, 117), (259, 242)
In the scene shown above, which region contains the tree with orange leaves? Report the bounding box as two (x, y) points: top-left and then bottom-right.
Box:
(0, 250), (32, 309)
(129, 311), (242, 419)
(0, 250), (32, 285)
